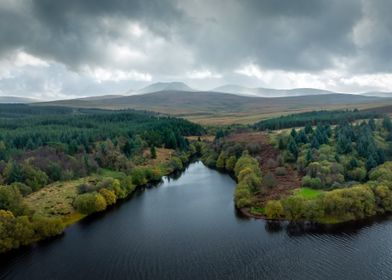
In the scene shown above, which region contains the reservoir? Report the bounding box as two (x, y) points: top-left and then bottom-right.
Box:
(1, 161), (392, 280)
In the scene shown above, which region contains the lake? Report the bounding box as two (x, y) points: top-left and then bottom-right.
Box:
(1, 161), (392, 280)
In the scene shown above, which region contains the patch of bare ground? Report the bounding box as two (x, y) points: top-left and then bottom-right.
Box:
(226, 132), (301, 204)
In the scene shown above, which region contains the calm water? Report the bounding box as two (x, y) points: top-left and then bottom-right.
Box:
(1, 161), (392, 280)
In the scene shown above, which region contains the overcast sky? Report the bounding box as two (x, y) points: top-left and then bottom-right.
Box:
(1, 0), (392, 99)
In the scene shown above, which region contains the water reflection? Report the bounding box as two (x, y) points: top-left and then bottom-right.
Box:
(1, 161), (392, 280)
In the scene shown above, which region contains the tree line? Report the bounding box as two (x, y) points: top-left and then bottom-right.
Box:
(254, 109), (381, 131)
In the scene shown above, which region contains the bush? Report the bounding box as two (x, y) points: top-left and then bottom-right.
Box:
(0, 185), (25, 215)
(282, 196), (305, 221)
(233, 153), (262, 207)
(234, 182), (253, 208)
(275, 167), (287, 176)
(131, 168), (147, 186)
(32, 215), (64, 238)
(266, 159), (277, 169)
(264, 172), (277, 188)
(225, 156), (237, 171)
(10, 182), (32, 196)
(144, 167), (163, 182)
(77, 183), (97, 194)
(99, 188), (117, 205)
(346, 167), (367, 182)
(119, 176), (136, 196)
(301, 175), (322, 189)
(265, 200), (283, 219)
(73, 192), (107, 215)
(168, 157), (184, 171)
(0, 210), (34, 252)
(216, 152), (226, 169)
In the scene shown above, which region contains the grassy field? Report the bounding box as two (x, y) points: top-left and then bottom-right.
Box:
(23, 148), (176, 226)
(24, 178), (90, 224)
(293, 187), (323, 199)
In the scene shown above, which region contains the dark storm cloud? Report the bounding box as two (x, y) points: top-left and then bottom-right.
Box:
(0, 0), (390, 73)
(175, 0), (362, 71)
(1, 0), (392, 97)
(0, 0), (184, 71)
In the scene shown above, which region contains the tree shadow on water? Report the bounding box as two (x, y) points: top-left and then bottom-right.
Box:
(264, 215), (392, 237)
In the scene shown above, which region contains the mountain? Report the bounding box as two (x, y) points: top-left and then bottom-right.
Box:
(359, 91), (392, 98)
(0, 96), (40, 103)
(212, 85), (335, 97)
(131, 82), (196, 94)
(77, 94), (124, 101)
(35, 90), (392, 124)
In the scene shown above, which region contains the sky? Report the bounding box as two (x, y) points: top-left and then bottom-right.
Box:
(1, 0), (392, 100)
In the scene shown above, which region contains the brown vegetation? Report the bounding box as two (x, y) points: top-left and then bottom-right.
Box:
(226, 132), (301, 203)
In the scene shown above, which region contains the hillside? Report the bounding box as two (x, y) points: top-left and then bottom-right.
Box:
(130, 82), (196, 94)
(0, 96), (40, 103)
(212, 85), (334, 97)
(36, 91), (392, 124)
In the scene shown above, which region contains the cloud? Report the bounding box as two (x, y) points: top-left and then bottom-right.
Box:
(83, 67), (152, 83)
(1, 0), (392, 98)
(186, 70), (222, 79)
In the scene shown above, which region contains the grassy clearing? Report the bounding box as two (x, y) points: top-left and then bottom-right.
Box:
(294, 187), (323, 199)
(142, 148), (173, 166)
(99, 169), (126, 179)
(24, 177), (91, 220)
(23, 150), (176, 227)
(186, 135), (215, 142)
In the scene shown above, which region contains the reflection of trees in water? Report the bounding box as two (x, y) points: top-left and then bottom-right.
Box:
(264, 216), (391, 237)
(265, 221), (283, 233)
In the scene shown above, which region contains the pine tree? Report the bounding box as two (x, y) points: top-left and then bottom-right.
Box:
(150, 146), (157, 159)
(383, 116), (392, 131)
(366, 155), (377, 171)
(304, 123), (313, 134)
(368, 118), (376, 131)
(306, 149), (313, 163)
(311, 136), (320, 149)
(287, 137), (298, 160)
(278, 138), (285, 150)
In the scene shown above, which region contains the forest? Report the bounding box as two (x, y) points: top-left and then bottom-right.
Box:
(253, 109), (381, 131)
(3, 104), (392, 253)
(202, 110), (392, 223)
(0, 106), (204, 252)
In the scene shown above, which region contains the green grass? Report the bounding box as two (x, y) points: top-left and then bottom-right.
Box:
(24, 178), (87, 218)
(99, 168), (126, 179)
(294, 187), (323, 199)
(249, 206), (265, 216)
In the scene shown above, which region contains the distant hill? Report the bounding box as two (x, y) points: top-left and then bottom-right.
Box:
(359, 91), (392, 98)
(212, 85), (336, 97)
(131, 82), (196, 94)
(77, 94), (125, 101)
(0, 96), (40, 103)
(35, 90), (392, 124)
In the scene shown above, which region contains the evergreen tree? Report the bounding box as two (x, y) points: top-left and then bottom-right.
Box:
(366, 155), (377, 171)
(150, 146), (157, 159)
(304, 123), (313, 134)
(306, 149), (313, 163)
(311, 136), (320, 149)
(368, 118), (376, 131)
(383, 116), (392, 131)
(278, 138), (285, 150)
(287, 137), (299, 160)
